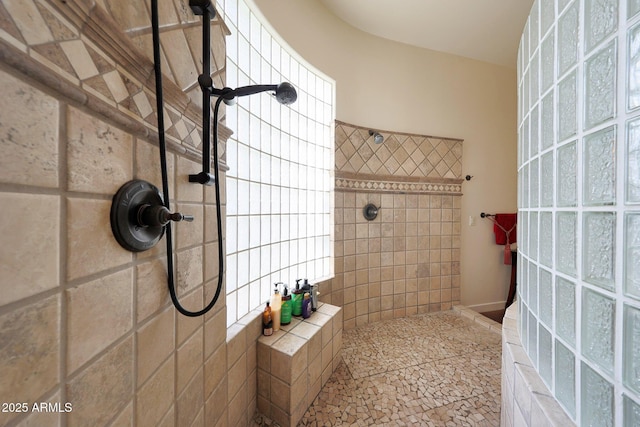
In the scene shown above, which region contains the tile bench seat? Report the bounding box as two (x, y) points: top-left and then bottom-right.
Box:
(257, 303), (343, 427)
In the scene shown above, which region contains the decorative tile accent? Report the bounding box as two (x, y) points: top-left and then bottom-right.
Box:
(335, 176), (462, 195)
(335, 121), (463, 182)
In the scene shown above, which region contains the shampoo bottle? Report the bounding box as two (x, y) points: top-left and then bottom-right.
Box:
(302, 292), (312, 319)
(270, 284), (282, 331)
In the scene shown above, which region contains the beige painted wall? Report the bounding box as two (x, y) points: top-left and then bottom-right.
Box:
(254, 0), (518, 311)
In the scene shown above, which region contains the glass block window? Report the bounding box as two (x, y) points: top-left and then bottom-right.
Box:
(216, 0), (335, 326)
(518, 0), (640, 422)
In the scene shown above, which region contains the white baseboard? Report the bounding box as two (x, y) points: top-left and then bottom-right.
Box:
(466, 301), (506, 313)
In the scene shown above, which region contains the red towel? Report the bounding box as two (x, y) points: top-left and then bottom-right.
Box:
(493, 213), (517, 245)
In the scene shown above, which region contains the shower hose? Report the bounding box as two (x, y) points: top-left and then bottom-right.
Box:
(151, 0), (224, 317)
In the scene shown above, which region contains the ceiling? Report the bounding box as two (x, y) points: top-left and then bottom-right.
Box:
(319, 0), (535, 68)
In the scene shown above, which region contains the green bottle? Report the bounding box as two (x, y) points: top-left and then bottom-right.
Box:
(292, 279), (303, 316)
(281, 293), (292, 325)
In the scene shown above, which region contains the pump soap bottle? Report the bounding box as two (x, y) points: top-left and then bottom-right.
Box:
(280, 284), (292, 325)
(292, 279), (303, 316)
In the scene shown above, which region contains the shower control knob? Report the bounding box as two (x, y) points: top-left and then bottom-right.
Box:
(138, 204), (194, 227)
(111, 180), (194, 252)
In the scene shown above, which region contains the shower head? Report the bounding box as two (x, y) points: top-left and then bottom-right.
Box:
(201, 77), (297, 106)
(273, 82), (297, 105)
(369, 130), (384, 144)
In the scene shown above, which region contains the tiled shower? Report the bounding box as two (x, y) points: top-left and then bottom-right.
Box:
(516, 0), (640, 424)
(324, 122), (464, 329)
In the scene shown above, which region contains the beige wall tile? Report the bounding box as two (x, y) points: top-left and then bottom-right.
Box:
(137, 356), (174, 427)
(176, 368), (203, 427)
(109, 403), (133, 427)
(205, 308), (227, 358)
(15, 390), (63, 427)
(177, 290), (204, 345)
(227, 382), (247, 426)
(176, 246), (203, 294)
(137, 307), (175, 384)
(175, 203), (204, 249)
(204, 242), (222, 283)
(67, 106), (133, 194)
(177, 328), (203, 394)
(136, 141), (175, 199)
(67, 337), (133, 427)
(0, 69), (59, 187)
(67, 268), (133, 373)
(161, 30), (198, 91)
(270, 376), (290, 413)
(136, 258), (171, 322)
(176, 156), (204, 202)
(0, 193), (59, 305)
(227, 323), (247, 369)
(205, 345), (227, 399)
(67, 198), (132, 280)
(206, 378), (227, 426)
(0, 295), (59, 426)
(227, 353), (247, 401)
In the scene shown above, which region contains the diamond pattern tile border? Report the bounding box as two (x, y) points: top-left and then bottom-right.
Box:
(336, 121), (464, 182)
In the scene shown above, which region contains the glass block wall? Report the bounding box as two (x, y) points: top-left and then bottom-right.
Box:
(215, 0), (335, 326)
(517, 0), (640, 424)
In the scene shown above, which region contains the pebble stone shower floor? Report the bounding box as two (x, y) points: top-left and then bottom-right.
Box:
(255, 309), (503, 426)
